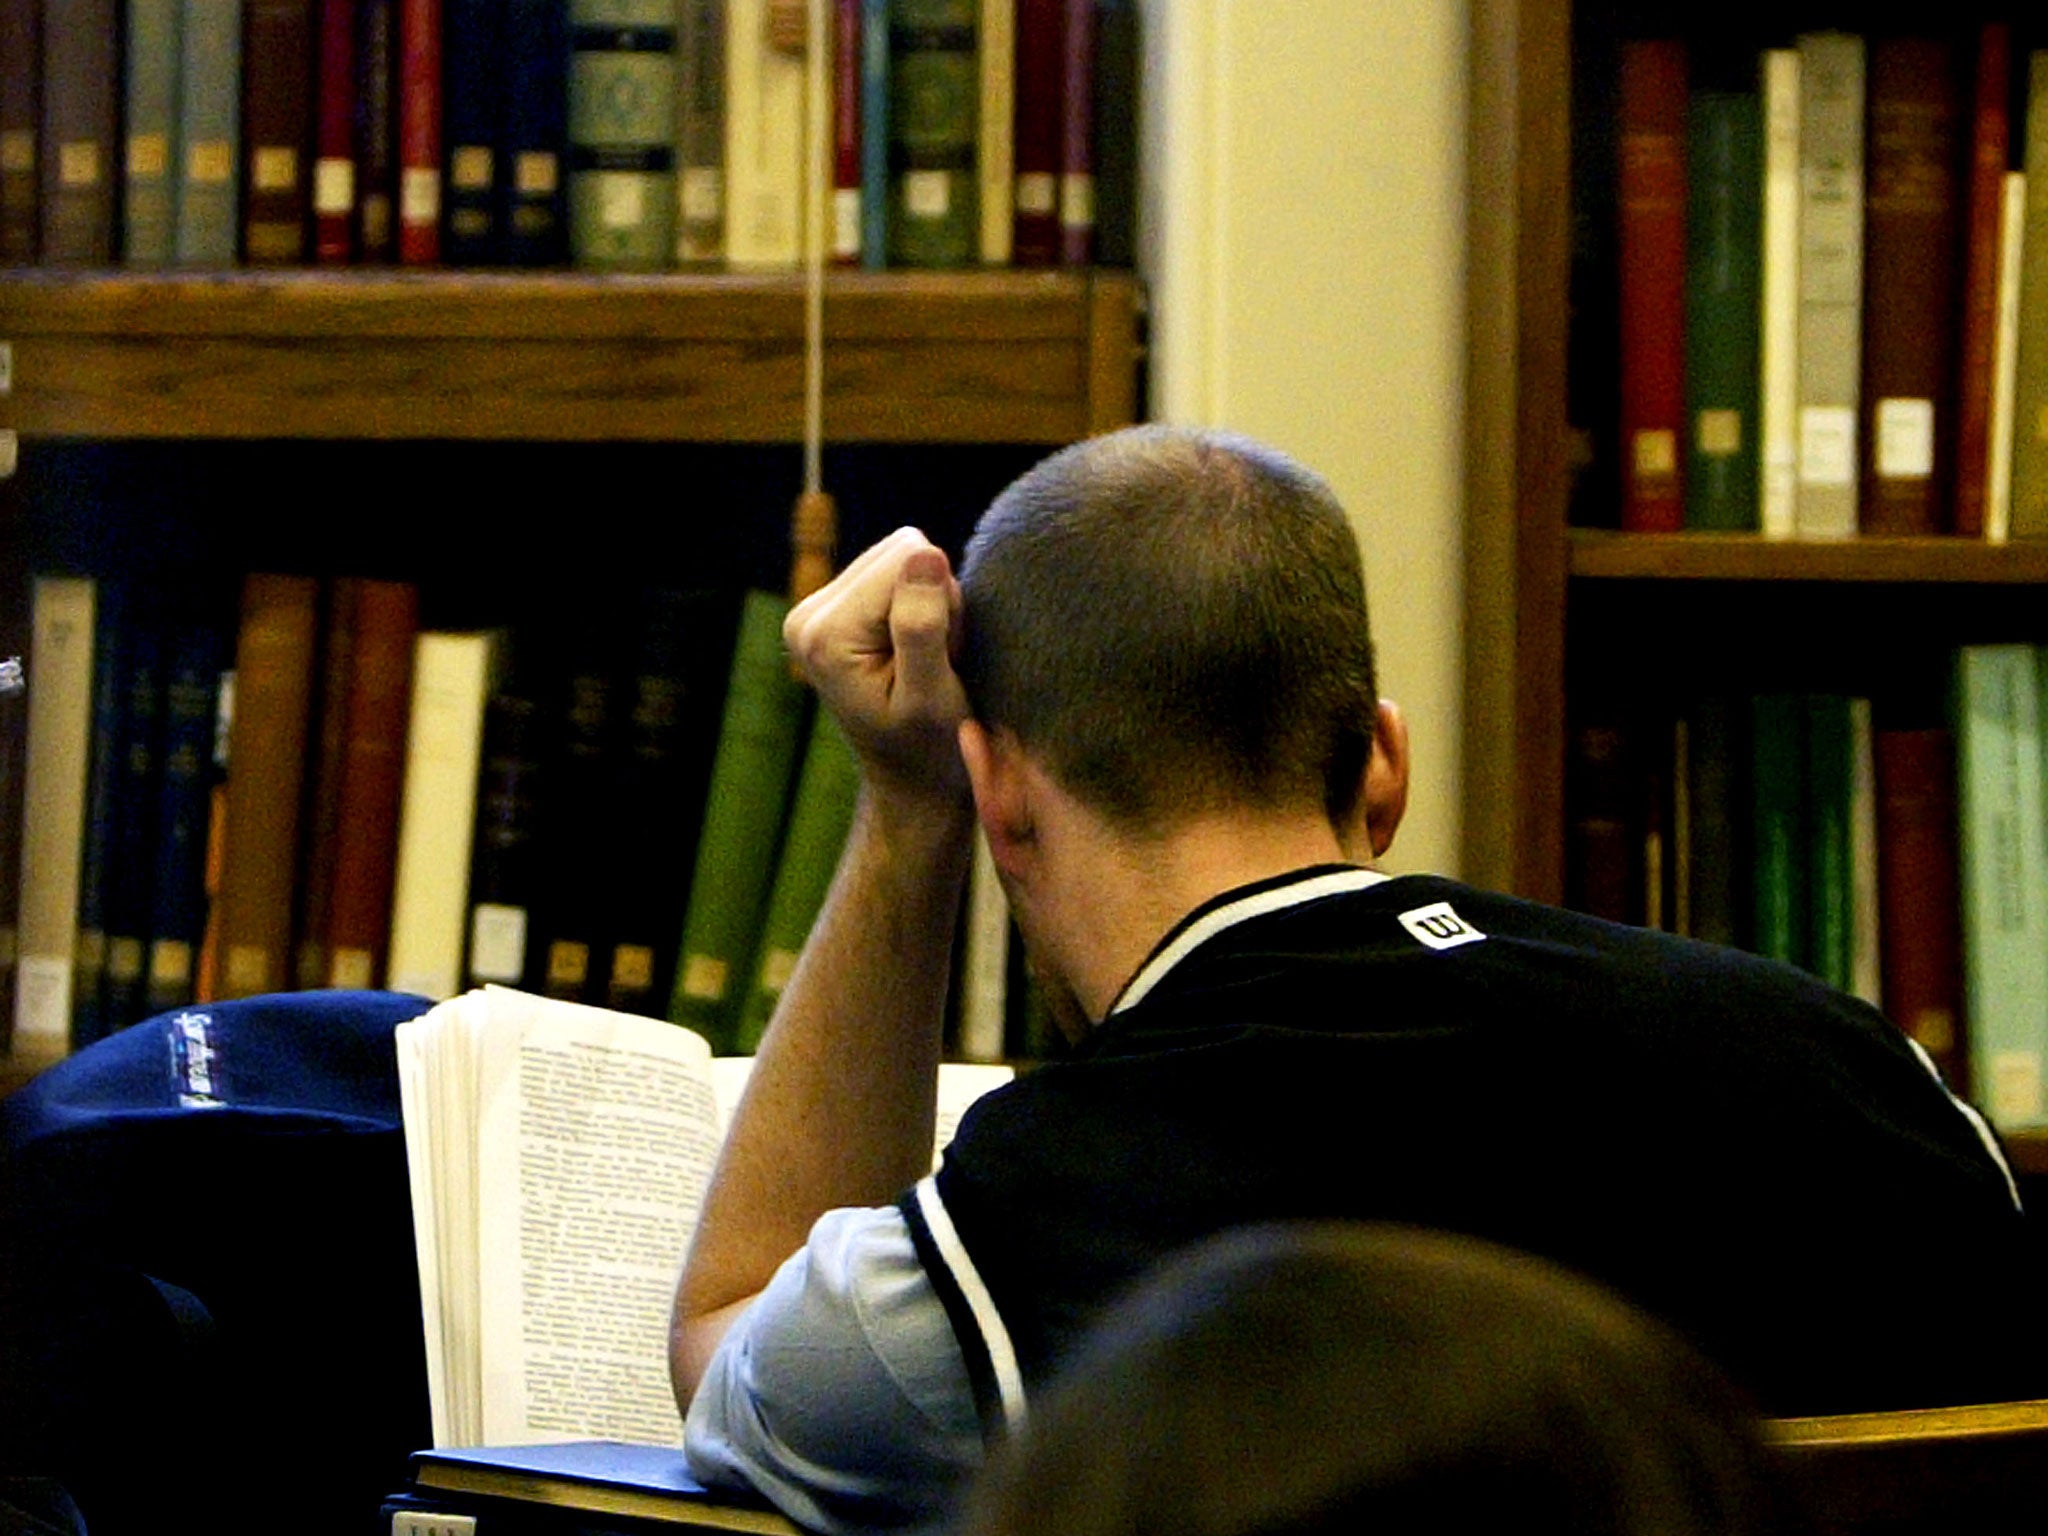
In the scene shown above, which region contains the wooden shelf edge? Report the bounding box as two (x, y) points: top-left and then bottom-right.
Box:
(1999, 1129), (2048, 1180)
(1569, 529), (2048, 584)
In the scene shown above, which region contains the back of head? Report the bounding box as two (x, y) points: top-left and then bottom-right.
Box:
(954, 1223), (1808, 1536)
(958, 427), (1378, 832)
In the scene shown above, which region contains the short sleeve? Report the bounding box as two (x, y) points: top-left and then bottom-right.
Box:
(683, 1204), (985, 1535)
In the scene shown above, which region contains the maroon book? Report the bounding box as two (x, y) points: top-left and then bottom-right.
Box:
(1011, 0), (1061, 266)
(315, 0), (359, 262)
(1875, 728), (1966, 1094)
(1950, 23), (2011, 538)
(243, 0), (317, 264)
(0, 0), (39, 261)
(833, 0), (861, 264)
(1858, 35), (1963, 536)
(39, 0), (118, 263)
(1615, 38), (1687, 533)
(1055, 0), (1093, 264)
(398, 0), (440, 263)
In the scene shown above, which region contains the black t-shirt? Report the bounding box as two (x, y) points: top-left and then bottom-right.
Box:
(904, 867), (2048, 1429)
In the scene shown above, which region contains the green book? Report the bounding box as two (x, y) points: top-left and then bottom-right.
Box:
(1802, 693), (1853, 992)
(1749, 694), (1807, 969)
(123, 0), (181, 265)
(568, 0), (677, 271)
(1683, 87), (1762, 530)
(668, 591), (808, 1053)
(888, 0), (978, 268)
(1954, 645), (2048, 1129)
(733, 708), (861, 1052)
(1683, 693), (1737, 949)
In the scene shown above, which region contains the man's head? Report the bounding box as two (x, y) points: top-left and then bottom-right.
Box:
(957, 426), (1380, 834)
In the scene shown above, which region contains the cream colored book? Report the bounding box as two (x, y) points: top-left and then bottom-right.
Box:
(13, 576), (96, 1051)
(386, 631), (499, 1001)
(979, 0), (1015, 263)
(1759, 47), (1801, 539)
(724, 0), (806, 268)
(1987, 170), (2027, 544)
(396, 985), (1014, 1448)
(957, 829), (1011, 1061)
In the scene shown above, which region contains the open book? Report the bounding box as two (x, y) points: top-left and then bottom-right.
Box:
(395, 985), (1014, 1450)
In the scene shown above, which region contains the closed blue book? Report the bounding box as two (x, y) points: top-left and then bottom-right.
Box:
(145, 620), (226, 1015)
(441, 0), (501, 264)
(860, 0), (889, 267)
(499, 0), (568, 264)
(70, 583), (128, 1050)
(123, 0), (182, 265)
(173, 0), (242, 265)
(97, 613), (164, 1038)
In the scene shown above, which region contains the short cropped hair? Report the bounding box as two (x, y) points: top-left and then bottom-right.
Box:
(957, 427), (1378, 832)
(955, 1223), (1809, 1536)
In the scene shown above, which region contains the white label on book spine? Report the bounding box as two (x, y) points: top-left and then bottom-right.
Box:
(402, 167), (441, 224)
(14, 956), (71, 1043)
(1798, 407), (1856, 485)
(758, 947), (799, 994)
(187, 140), (232, 185)
(680, 166), (721, 221)
(329, 947), (373, 989)
(252, 145), (297, 192)
(516, 151), (559, 197)
(451, 145), (492, 191)
(469, 905), (526, 983)
(57, 141), (98, 187)
(1632, 428), (1677, 478)
(1060, 172), (1094, 227)
(1875, 398), (1934, 478)
(150, 939), (192, 988)
(600, 174), (646, 228)
(1015, 171), (1054, 215)
(0, 130), (31, 173)
(680, 953), (728, 1002)
(833, 188), (860, 259)
(127, 133), (168, 179)
(903, 170), (950, 219)
(1990, 1051), (2043, 1126)
(0, 341), (13, 396)
(0, 429), (17, 480)
(1697, 409), (1742, 457)
(314, 157), (355, 214)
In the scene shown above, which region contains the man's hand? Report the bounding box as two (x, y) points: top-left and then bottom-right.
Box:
(783, 527), (971, 808)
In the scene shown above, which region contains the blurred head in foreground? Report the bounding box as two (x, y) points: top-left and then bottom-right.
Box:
(954, 1223), (1809, 1536)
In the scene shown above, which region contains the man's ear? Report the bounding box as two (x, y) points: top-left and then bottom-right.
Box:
(1361, 699), (1410, 859)
(959, 719), (1034, 877)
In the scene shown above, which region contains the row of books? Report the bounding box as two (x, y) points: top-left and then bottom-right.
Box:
(0, 570), (1036, 1066)
(1567, 646), (2048, 1132)
(0, 0), (1137, 272)
(1591, 24), (2048, 542)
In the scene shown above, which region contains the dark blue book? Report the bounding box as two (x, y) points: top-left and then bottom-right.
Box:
(499, 0), (568, 264)
(441, 0), (503, 264)
(97, 613), (165, 1038)
(144, 620), (226, 1016)
(70, 582), (127, 1049)
(401, 1441), (793, 1532)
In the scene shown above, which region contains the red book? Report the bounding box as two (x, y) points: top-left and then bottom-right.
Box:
(1951, 23), (2011, 538)
(1615, 38), (1687, 533)
(1056, 0), (1093, 265)
(833, 0), (861, 264)
(314, 0), (358, 261)
(1874, 728), (1965, 1094)
(398, 0), (440, 263)
(1858, 35), (1963, 536)
(242, 0), (316, 264)
(1011, 0), (1061, 266)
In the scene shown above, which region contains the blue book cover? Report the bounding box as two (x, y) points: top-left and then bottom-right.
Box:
(499, 0), (568, 264)
(70, 582), (127, 1049)
(123, 0), (182, 265)
(97, 611), (165, 1038)
(145, 619), (225, 1015)
(441, 0), (502, 264)
(860, 0), (889, 267)
(173, 0), (243, 265)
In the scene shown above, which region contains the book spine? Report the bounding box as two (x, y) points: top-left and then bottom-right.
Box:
(145, 623), (225, 1014)
(1954, 645), (2048, 1128)
(1793, 31), (1865, 541)
(441, 0), (500, 263)
(1749, 693), (1807, 969)
(1055, 0), (1090, 263)
(2006, 54), (2048, 539)
(569, 0), (677, 270)
(242, 0), (316, 263)
(354, 0), (398, 259)
(0, 0), (39, 261)
(1804, 694), (1853, 993)
(13, 577), (96, 1054)
(324, 579), (419, 986)
(1009, 0), (1058, 265)
(175, 0), (244, 266)
(668, 591), (808, 1052)
(296, 580), (359, 988)
(1566, 720), (1636, 924)
(531, 652), (616, 1003)
(734, 708), (861, 1051)
(1987, 171), (2027, 544)
(1875, 726), (1966, 1090)
(124, 0), (184, 266)
(832, 0), (861, 262)
(96, 614), (166, 1037)
(70, 586), (128, 1049)
(1682, 694), (1737, 949)
(888, 0), (978, 268)
(1847, 696), (1881, 1007)
(499, 0), (568, 265)
(1857, 35), (1961, 536)
(464, 690), (543, 988)
(386, 631), (497, 1000)
(723, 0), (802, 267)
(398, 0), (442, 262)
(675, 0), (725, 263)
(214, 573), (319, 999)
(1615, 37), (1687, 533)
(1682, 87), (1762, 531)
(1758, 47), (1800, 539)
(858, 0), (888, 268)
(1087, 0), (1133, 268)
(0, 572), (30, 1031)
(976, 0), (1011, 264)
(1951, 23), (2012, 539)
(313, 0), (357, 260)
(956, 828), (1009, 1061)
(193, 669), (233, 1001)
(40, 0), (120, 263)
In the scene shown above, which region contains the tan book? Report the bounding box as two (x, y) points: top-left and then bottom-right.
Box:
(979, 0), (1014, 263)
(2005, 54), (2048, 538)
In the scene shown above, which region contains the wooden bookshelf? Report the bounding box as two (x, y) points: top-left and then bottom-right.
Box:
(0, 267), (1141, 445)
(1571, 531), (2048, 584)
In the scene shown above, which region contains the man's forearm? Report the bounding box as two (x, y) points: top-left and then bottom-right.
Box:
(671, 783), (975, 1392)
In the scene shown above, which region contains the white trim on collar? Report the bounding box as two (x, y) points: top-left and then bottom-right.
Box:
(1109, 867), (1394, 1016)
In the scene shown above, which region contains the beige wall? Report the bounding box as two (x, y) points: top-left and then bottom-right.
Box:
(1138, 0), (1469, 877)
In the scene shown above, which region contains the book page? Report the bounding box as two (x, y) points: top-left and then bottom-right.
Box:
(475, 989), (723, 1447)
